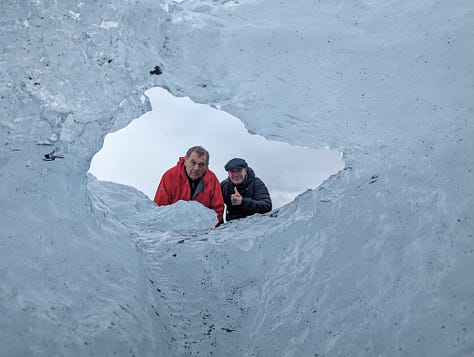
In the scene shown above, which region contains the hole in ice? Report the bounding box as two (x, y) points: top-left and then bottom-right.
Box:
(89, 87), (343, 210)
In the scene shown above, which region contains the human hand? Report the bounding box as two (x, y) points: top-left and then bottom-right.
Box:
(230, 187), (243, 206)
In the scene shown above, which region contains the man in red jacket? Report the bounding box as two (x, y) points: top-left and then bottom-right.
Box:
(154, 146), (224, 225)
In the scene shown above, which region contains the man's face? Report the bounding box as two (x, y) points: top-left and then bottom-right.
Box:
(184, 151), (208, 180)
(228, 168), (247, 185)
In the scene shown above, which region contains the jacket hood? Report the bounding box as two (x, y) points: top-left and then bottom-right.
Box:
(245, 167), (255, 181)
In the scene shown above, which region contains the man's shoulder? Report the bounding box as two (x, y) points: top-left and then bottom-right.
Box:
(220, 177), (231, 187)
(203, 168), (220, 182)
(161, 162), (184, 181)
(163, 164), (180, 176)
(253, 176), (268, 189)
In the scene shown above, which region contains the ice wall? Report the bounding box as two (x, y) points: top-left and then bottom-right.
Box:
(153, 2), (474, 354)
(1, 1), (172, 355)
(1, 0), (473, 356)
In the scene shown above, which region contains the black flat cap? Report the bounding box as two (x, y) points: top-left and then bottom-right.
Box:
(224, 158), (248, 171)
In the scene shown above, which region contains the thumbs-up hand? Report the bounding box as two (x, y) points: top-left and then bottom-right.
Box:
(230, 186), (243, 206)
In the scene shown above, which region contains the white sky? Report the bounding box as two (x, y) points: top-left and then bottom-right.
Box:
(89, 87), (344, 209)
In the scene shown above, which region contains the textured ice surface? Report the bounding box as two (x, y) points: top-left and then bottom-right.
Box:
(1, 0), (473, 356)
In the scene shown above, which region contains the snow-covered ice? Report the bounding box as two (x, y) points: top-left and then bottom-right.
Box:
(1, 0), (473, 356)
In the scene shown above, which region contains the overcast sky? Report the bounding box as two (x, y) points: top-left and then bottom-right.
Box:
(89, 87), (344, 209)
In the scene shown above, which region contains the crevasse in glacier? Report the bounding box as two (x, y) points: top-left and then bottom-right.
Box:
(1, 0), (473, 356)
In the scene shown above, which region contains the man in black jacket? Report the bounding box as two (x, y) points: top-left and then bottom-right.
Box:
(220, 158), (272, 221)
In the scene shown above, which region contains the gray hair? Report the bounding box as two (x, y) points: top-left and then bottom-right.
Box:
(185, 146), (209, 165)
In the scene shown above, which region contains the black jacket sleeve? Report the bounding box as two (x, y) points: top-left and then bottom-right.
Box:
(241, 177), (272, 215)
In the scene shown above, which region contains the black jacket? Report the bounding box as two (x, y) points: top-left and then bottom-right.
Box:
(220, 168), (272, 221)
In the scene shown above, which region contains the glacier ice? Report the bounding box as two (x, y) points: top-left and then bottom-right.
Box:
(1, 0), (473, 356)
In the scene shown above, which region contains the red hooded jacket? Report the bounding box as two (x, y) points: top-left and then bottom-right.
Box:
(154, 157), (224, 224)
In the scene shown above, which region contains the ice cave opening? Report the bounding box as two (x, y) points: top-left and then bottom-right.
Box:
(89, 87), (345, 211)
